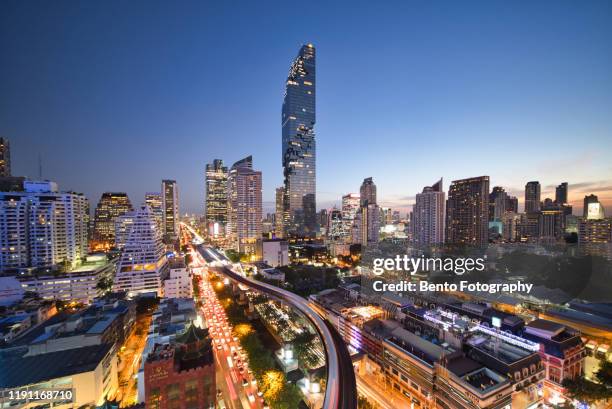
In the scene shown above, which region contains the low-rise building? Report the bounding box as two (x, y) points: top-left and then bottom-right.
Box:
(163, 261), (193, 299)
(523, 319), (585, 405)
(0, 343), (118, 408)
(260, 239), (289, 267)
(144, 324), (215, 409)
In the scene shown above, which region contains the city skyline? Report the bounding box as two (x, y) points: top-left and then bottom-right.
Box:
(2, 1), (611, 215)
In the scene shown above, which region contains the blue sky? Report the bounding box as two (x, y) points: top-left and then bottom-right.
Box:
(1, 0), (611, 214)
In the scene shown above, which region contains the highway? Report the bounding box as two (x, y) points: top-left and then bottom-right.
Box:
(183, 235), (355, 408)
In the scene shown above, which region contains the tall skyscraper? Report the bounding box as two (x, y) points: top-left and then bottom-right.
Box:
(114, 210), (136, 250)
(162, 180), (179, 242)
(446, 176), (490, 246)
(327, 208), (344, 241)
(275, 187), (285, 238)
(525, 181), (541, 213)
(205, 159), (228, 236)
(341, 193), (360, 241)
(92, 192), (133, 250)
(489, 186), (508, 221)
(583, 194), (600, 218)
(0, 137), (10, 177)
(282, 44), (316, 237)
(113, 205), (168, 296)
(413, 179), (445, 246)
(144, 192), (163, 228)
(0, 181), (88, 271)
(360, 177), (377, 207)
(227, 156), (262, 255)
(506, 195), (519, 213)
(555, 182), (568, 204)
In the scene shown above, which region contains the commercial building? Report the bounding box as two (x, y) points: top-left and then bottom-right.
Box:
(578, 217), (612, 257)
(114, 210), (136, 250)
(583, 194), (599, 218)
(92, 192), (133, 250)
(413, 179), (445, 246)
(446, 176), (490, 246)
(0, 181), (89, 271)
(275, 187), (285, 238)
(524, 181), (541, 213)
(282, 44), (317, 237)
(162, 180), (179, 242)
(145, 192), (164, 229)
(113, 206), (169, 297)
(226, 156), (262, 255)
(341, 193), (360, 242)
(0, 343), (118, 408)
(144, 324), (216, 409)
(204, 159), (228, 237)
(523, 319), (585, 405)
(555, 183), (568, 205)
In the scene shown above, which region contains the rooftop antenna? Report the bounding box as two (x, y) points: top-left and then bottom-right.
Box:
(38, 154), (43, 179)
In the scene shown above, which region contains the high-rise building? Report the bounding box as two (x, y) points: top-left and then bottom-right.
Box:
(282, 44), (316, 238)
(327, 208), (344, 241)
(583, 194), (601, 219)
(275, 187), (285, 238)
(578, 218), (612, 257)
(113, 205), (168, 296)
(227, 156), (262, 255)
(413, 179), (445, 246)
(506, 195), (519, 213)
(144, 192), (163, 229)
(114, 210), (136, 250)
(360, 177), (377, 207)
(489, 186), (508, 221)
(446, 176), (490, 246)
(92, 192), (133, 250)
(525, 181), (541, 213)
(341, 193), (360, 241)
(205, 159), (228, 236)
(555, 182), (568, 204)
(144, 324), (215, 409)
(0, 181), (88, 271)
(0, 137), (10, 177)
(162, 180), (179, 242)
(539, 209), (564, 239)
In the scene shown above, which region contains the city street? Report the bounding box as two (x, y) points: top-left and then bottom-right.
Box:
(115, 313), (151, 407)
(190, 250), (265, 409)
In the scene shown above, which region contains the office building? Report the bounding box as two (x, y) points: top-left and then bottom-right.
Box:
(446, 176), (490, 246)
(114, 210), (136, 250)
(327, 208), (344, 241)
(144, 324), (216, 409)
(145, 192), (163, 229)
(92, 192), (133, 250)
(0, 137), (10, 177)
(227, 156), (262, 255)
(205, 159), (228, 237)
(113, 206), (169, 297)
(539, 209), (565, 239)
(506, 195), (519, 213)
(489, 186), (507, 221)
(0, 181), (89, 271)
(162, 180), (179, 242)
(342, 193), (360, 241)
(586, 199), (605, 220)
(583, 194), (600, 218)
(413, 179), (445, 246)
(359, 177), (376, 207)
(525, 181), (541, 213)
(282, 44), (316, 237)
(555, 182), (568, 204)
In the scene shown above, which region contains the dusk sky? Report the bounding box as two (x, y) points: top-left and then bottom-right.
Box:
(1, 1), (611, 214)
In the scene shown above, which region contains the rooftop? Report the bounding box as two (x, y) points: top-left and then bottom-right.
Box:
(0, 343), (113, 388)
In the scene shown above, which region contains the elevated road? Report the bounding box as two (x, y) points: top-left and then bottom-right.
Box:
(196, 244), (357, 409)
